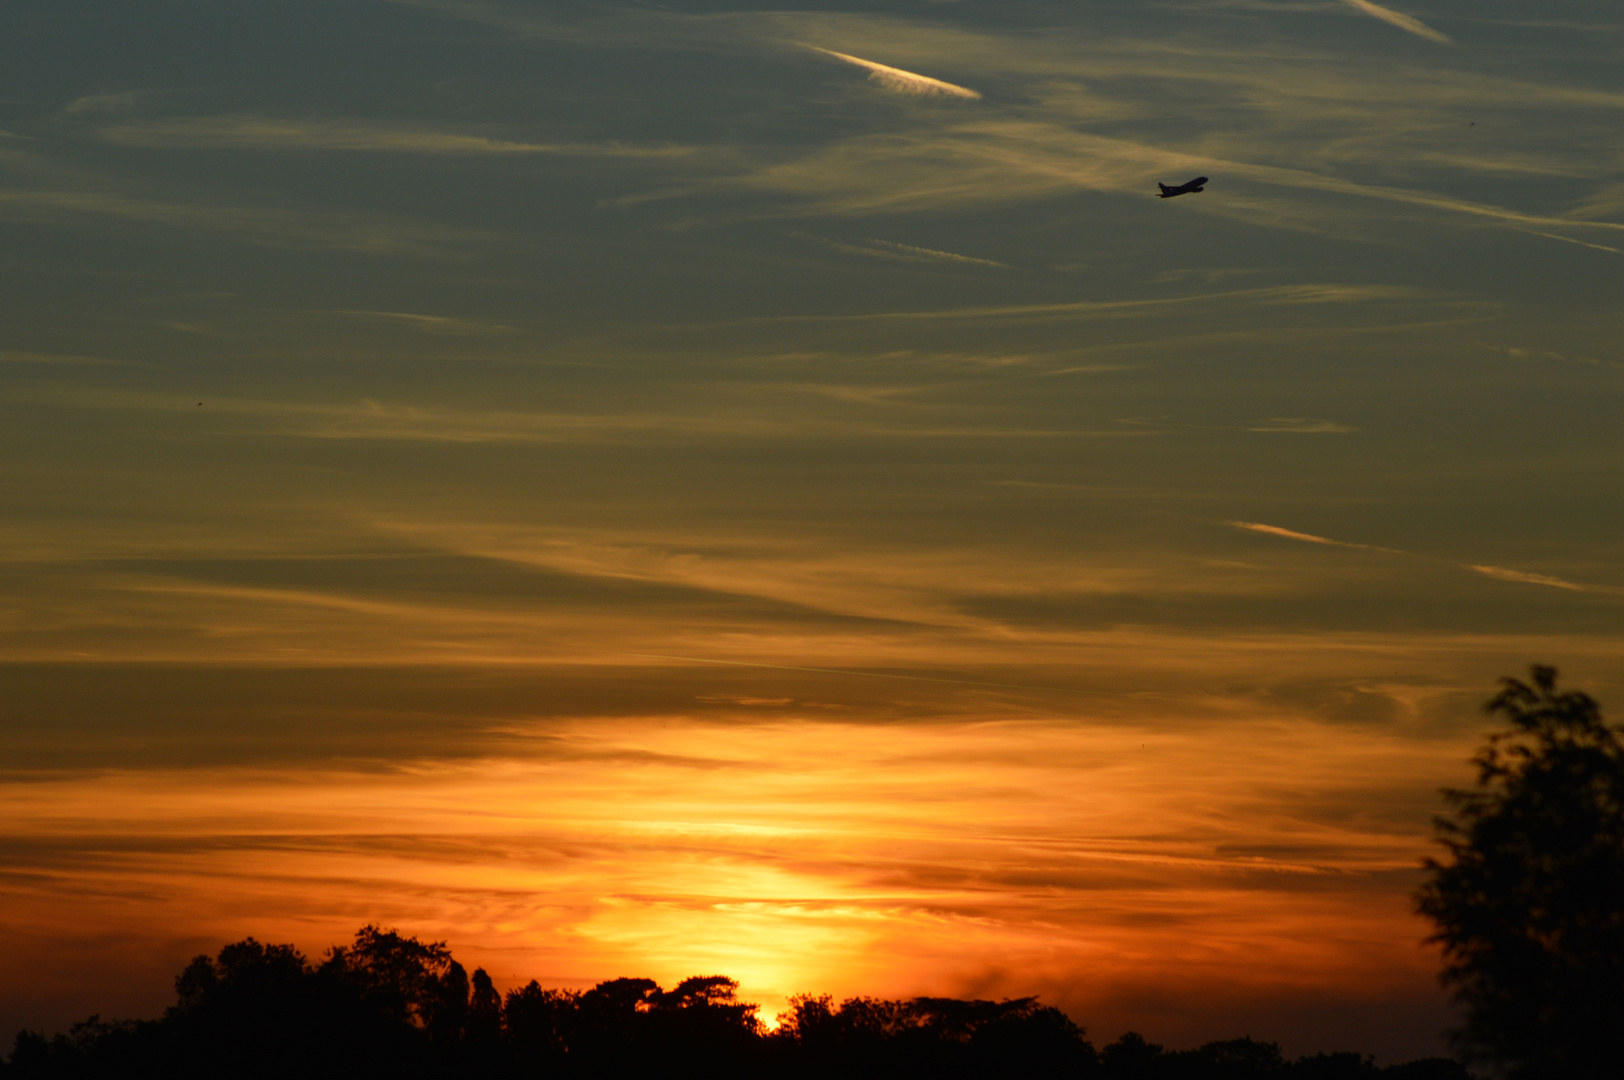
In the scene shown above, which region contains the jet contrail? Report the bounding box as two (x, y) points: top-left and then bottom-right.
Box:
(1336, 0), (1451, 43)
(1227, 522), (1618, 595)
(1464, 565), (1593, 592)
(1226, 521), (1404, 554)
(808, 47), (981, 100)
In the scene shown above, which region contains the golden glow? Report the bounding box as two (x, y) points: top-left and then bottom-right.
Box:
(1, 712), (1467, 1040)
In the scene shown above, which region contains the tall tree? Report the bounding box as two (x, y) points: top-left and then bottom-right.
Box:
(1415, 665), (1624, 1078)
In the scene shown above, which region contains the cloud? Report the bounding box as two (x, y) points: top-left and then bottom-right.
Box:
(1478, 342), (1622, 372)
(1226, 521), (1390, 552)
(1519, 230), (1619, 254)
(1246, 418), (1358, 434)
(5, 388), (771, 445)
(1570, 183), (1624, 221)
(746, 284), (1439, 326)
(627, 653), (1038, 692)
(722, 117), (1624, 247)
(862, 239), (1007, 267)
(807, 47), (981, 100)
(1465, 565), (1591, 593)
(1335, 0), (1452, 44)
(794, 233), (1008, 268)
(694, 695), (795, 707)
(332, 310), (516, 334)
(2, 384), (1150, 451)
(0, 187), (488, 256)
(62, 90), (173, 116)
(0, 350), (133, 367)
(96, 116), (693, 157)
(383, 3), (1622, 249)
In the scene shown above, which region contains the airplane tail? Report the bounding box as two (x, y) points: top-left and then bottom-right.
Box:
(1157, 183), (1170, 195)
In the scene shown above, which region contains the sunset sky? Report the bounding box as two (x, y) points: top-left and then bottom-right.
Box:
(2, 0), (1622, 1063)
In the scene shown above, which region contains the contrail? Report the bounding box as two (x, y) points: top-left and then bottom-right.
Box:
(1225, 520), (1404, 555)
(807, 47), (981, 99)
(1226, 521), (1617, 594)
(1464, 565), (1593, 592)
(1336, 0), (1451, 44)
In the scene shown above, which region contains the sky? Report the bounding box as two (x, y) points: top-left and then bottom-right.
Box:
(1, 0), (1621, 1063)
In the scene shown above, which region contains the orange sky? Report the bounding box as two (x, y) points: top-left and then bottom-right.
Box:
(7, 639), (1618, 1059)
(3, 703), (1458, 1040)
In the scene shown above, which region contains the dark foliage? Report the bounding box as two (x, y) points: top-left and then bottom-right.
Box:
(1, 927), (1471, 1080)
(1416, 665), (1624, 1079)
(1092, 1034), (1469, 1080)
(774, 992), (1093, 1078)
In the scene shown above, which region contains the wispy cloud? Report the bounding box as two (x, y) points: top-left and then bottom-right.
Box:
(862, 238), (1007, 267)
(1519, 230), (1620, 254)
(794, 233), (1007, 268)
(96, 116), (692, 157)
(744, 284), (1439, 325)
(0, 349), (134, 367)
(387, 4), (1622, 249)
(1336, 0), (1452, 44)
(2, 385), (1146, 450)
(1465, 565), (1591, 592)
(333, 310), (516, 334)
(1227, 521), (1395, 553)
(1246, 418), (1358, 434)
(0, 187), (488, 256)
(807, 47), (981, 100)
(1477, 342), (1622, 371)
(724, 117), (1623, 246)
(62, 89), (174, 116)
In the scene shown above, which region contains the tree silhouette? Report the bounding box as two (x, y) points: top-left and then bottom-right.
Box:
(649, 976), (761, 1077)
(773, 993), (1095, 1078)
(321, 924), (458, 1029)
(465, 967), (502, 1045)
(1416, 665), (1624, 1079)
(502, 979), (576, 1067)
(1102, 1031), (1164, 1078)
(1, 925), (1478, 1078)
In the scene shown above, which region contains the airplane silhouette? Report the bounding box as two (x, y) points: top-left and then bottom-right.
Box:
(1157, 176), (1208, 198)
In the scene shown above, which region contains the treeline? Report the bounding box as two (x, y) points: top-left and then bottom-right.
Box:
(3, 926), (1471, 1079)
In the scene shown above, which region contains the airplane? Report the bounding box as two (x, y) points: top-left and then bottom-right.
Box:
(1157, 176), (1208, 198)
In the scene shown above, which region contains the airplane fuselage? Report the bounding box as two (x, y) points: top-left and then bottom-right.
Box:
(1157, 176), (1209, 198)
